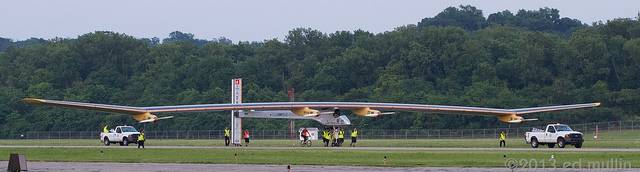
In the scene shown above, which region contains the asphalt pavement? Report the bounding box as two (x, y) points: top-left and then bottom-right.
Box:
(1, 161), (636, 172)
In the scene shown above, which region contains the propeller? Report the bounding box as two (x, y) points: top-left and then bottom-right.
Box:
(138, 116), (174, 123)
(506, 118), (538, 123)
(364, 112), (395, 117)
(319, 111), (334, 115)
(302, 114), (320, 117)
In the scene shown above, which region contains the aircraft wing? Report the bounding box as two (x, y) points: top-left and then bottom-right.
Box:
(22, 98), (600, 123)
(23, 98), (146, 115)
(141, 102), (600, 115)
(506, 103), (601, 114)
(140, 102), (509, 114)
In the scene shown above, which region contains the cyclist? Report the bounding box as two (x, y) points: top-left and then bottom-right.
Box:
(300, 128), (311, 146)
(301, 128), (310, 143)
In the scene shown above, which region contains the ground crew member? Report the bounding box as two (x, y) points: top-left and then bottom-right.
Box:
(499, 131), (506, 147)
(103, 125), (109, 133)
(322, 129), (330, 147)
(137, 128), (145, 149)
(224, 127), (231, 146)
(243, 129), (250, 147)
(350, 128), (358, 147)
(338, 128), (345, 146)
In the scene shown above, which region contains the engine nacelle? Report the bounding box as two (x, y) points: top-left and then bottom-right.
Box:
(498, 114), (538, 123)
(291, 107), (320, 117)
(352, 107), (382, 117)
(133, 112), (157, 122)
(498, 114), (522, 123)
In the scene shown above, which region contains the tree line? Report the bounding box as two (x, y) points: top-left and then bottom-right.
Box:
(1, 6), (639, 136)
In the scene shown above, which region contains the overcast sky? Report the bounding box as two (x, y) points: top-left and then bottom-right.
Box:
(1, 0), (638, 42)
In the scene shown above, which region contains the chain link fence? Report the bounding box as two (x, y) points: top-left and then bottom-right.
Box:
(5, 120), (640, 140)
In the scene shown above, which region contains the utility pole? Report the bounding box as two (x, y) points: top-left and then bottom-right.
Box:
(287, 87), (295, 140)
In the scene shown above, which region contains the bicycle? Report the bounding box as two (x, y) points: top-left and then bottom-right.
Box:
(300, 139), (312, 147)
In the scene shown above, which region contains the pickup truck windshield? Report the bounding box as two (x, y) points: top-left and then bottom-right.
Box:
(120, 127), (138, 132)
(555, 125), (573, 131)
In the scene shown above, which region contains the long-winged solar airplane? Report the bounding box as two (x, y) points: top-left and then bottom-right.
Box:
(22, 98), (600, 124)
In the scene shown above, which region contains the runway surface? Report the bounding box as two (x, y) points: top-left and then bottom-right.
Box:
(2, 146), (639, 171)
(2, 145), (640, 152)
(0, 161), (635, 172)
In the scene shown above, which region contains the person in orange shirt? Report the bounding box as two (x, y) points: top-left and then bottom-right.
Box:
(243, 129), (250, 147)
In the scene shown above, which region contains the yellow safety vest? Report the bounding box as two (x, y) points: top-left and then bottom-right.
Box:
(224, 129), (230, 137)
(138, 133), (145, 141)
(322, 131), (330, 139)
(338, 130), (344, 139)
(499, 133), (506, 141)
(103, 126), (108, 133)
(351, 130), (358, 138)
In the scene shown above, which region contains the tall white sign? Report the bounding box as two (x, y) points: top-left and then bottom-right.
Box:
(231, 78), (242, 145)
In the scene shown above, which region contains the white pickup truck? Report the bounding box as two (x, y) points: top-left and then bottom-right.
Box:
(525, 124), (583, 148)
(100, 125), (141, 146)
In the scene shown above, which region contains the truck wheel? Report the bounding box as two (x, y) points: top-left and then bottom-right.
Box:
(547, 143), (555, 148)
(103, 137), (110, 146)
(575, 143), (582, 148)
(530, 138), (539, 148)
(557, 138), (566, 148)
(123, 137), (129, 146)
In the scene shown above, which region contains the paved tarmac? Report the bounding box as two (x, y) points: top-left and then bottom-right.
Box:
(0, 161), (636, 172)
(3, 146), (639, 171)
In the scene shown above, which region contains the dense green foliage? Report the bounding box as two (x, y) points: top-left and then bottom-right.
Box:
(1, 6), (639, 136)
